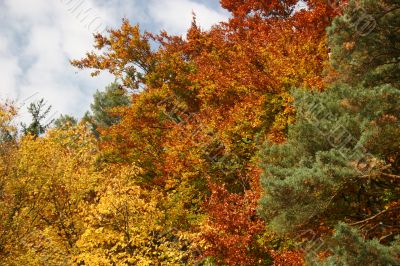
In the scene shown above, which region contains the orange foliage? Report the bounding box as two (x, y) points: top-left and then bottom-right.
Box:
(270, 250), (305, 266)
(201, 174), (265, 265)
(71, 0), (341, 264)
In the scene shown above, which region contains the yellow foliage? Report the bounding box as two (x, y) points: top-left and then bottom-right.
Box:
(0, 122), (196, 265)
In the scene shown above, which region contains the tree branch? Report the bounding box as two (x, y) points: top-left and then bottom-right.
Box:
(350, 206), (400, 226)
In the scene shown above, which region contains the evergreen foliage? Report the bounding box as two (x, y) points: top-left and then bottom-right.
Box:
(310, 223), (400, 265)
(89, 82), (130, 128)
(54, 114), (77, 129)
(21, 98), (53, 137)
(328, 0), (400, 88)
(259, 0), (400, 264)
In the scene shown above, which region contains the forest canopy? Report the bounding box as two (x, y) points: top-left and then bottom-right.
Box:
(1, 0), (399, 265)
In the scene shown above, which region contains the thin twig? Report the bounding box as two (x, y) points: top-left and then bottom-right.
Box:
(350, 206), (400, 226)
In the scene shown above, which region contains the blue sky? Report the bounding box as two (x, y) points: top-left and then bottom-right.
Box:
(0, 0), (229, 123)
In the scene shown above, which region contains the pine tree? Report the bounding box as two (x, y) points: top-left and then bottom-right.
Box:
(21, 99), (53, 137)
(83, 82), (130, 136)
(90, 83), (130, 127)
(258, 0), (400, 264)
(328, 0), (400, 88)
(258, 84), (400, 234)
(54, 114), (77, 129)
(309, 223), (400, 266)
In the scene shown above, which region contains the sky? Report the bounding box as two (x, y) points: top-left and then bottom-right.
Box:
(0, 0), (229, 123)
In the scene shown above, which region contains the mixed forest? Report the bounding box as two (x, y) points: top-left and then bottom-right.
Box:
(0, 0), (399, 265)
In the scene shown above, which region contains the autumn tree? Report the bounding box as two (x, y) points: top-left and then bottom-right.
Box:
(69, 0), (342, 264)
(71, 21), (156, 91)
(0, 119), (196, 264)
(0, 102), (19, 261)
(0, 124), (101, 264)
(0, 102), (17, 143)
(74, 164), (196, 265)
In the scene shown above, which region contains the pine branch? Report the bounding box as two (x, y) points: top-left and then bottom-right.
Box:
(350, 206), (400, 226)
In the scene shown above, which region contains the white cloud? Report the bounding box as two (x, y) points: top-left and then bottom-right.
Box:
(0, 38), (22, 100)
(4, 0), (55, 22)
(149, 0), (229, 34)
(1, 0), (115, 122)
